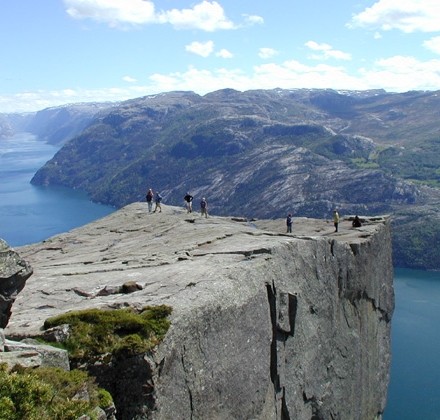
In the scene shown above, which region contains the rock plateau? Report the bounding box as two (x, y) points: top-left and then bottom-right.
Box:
(5, 203), (394, 419)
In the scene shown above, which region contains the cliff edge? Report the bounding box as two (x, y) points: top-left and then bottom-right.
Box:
(5, 203), (394, 419)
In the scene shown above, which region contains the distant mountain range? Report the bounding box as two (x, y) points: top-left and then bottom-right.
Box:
(2, 88), (440, 270)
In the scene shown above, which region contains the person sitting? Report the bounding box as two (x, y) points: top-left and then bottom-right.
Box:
(352, 215), (362, 228)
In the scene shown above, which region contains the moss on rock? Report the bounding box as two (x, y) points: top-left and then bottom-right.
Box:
(43, 305), (172, 361)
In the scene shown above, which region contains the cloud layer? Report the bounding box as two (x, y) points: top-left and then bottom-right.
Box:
(64, 0), (239, 31)
(3, 0), (440, 112)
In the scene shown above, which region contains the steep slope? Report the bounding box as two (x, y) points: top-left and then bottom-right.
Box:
(1, 102), (115, 144)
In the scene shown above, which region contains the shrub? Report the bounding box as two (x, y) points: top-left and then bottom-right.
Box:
(0, 364), (110, 420)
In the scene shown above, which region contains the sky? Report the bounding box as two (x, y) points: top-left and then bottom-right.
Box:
(2, 0), (440, 113)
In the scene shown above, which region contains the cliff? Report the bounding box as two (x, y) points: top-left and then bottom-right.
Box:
(5, 203), (394, 419)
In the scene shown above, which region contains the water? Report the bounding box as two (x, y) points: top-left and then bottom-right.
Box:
(0, 133), (115, 246)
(1, 133), (440, 418)
(384, 268), (440, 420)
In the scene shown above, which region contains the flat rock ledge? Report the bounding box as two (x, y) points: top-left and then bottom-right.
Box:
(5, 203), (394, 420)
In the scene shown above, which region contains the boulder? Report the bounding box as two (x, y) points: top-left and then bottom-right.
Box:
(4, 338), (69, 370)
(0, 239), (33, 328)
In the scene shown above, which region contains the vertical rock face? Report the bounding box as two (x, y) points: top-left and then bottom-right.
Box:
(5, 204), (394, 419)
(153, 220), (394, 420)
(0, 239), (33, 328)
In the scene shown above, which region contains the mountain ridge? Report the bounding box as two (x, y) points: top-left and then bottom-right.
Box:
(3, 88), (440, 269)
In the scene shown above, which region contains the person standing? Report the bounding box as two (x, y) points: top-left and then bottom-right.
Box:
(286, 213), (293, 233)
(184, 192), (193, 213)
(146, 188), (154, 213)
(154, 191), (163, 213)
(333, 209), (340, 232)
(200, 197), (208, 218)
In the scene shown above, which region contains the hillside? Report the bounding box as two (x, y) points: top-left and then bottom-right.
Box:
(1, 102), (115, 144)
(15, 88), (440, 269)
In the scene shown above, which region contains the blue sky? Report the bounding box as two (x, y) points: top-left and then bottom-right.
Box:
(2, 0), (440, 112)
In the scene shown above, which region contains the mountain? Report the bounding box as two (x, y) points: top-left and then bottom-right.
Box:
(29, 88), (440, 269)
(0, 102), (115, 145)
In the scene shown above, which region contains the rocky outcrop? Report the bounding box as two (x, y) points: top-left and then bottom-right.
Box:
(0, 240), (70, 371)
(0, 338), (70, 370)
(5, 203), (394, 419)
(0, 239), (33, 328)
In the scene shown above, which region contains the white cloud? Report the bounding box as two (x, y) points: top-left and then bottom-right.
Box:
(5, 55), (440, 113)
(64, 0), (236, 31)
(305, 41), (351, 61)
(160, 1), (235, 31)
(185, 41), (214, 57)
(252, 61), (365, 90)
(242, 14), (264, 25)
(258, 48), (278, 59)
(360, 55), (440, 91)
(123, 75), (137, 83)
(64, 0), (156, 26)
(216, 49), (233, 58)
(424, 36), (440, 54)
(349, 0), (440, 33)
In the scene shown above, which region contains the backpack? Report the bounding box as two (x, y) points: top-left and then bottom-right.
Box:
(200, 200), (207, 209)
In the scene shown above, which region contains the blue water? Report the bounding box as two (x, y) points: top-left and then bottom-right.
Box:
(1, 133), (440, 418)
(0, 133), (115, 246)
(384, 268), (440, 419)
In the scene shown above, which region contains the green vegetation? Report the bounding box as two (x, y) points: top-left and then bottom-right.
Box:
(43, 305), (172, 361)
(349, 157), (380, 169)
(0, 364), (109, 420)
(376, 139), (440, 187)
(392, 219), (440, 270)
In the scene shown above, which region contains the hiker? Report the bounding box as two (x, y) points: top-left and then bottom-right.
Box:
(286, 213), (293, 233)
(146, 188), (154, 212)
(333, 209), (340, 232)
(352, 215), (362, 228)
(184, 192), (193, 213)
(200, 197), (208, 218)
(153, 191), (163, 213)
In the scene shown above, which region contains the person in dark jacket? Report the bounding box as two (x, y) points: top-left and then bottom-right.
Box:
(352, 215), (362, 228)
(184, 192), (193, 213)
(153, 191), (163, 213)
(146, 188), (154, 212)
(286, 213), (293, 233)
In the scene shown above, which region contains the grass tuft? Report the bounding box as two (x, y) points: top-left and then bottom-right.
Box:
(43, 305), (172, 361)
